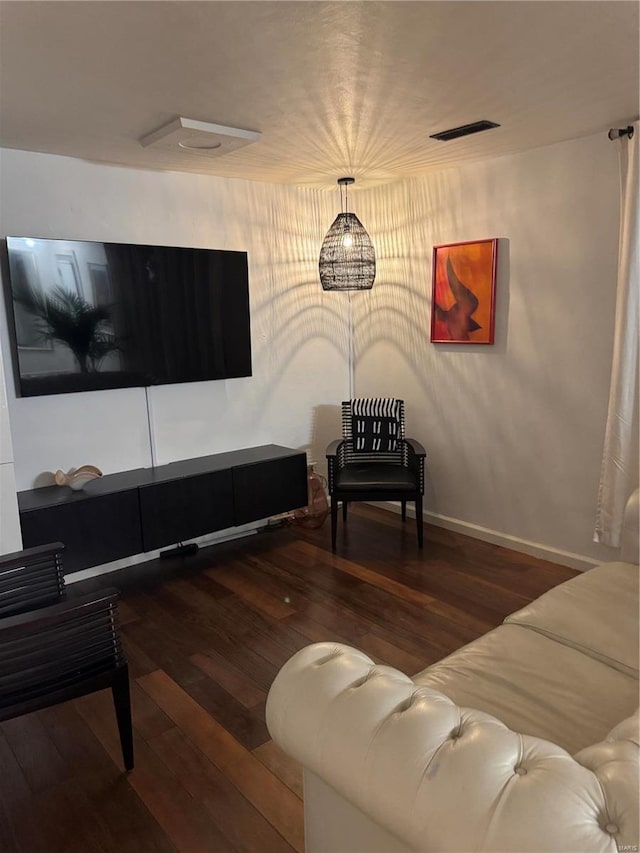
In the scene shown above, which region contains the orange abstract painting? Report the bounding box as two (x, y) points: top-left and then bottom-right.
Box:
(430, 239), (498, 344)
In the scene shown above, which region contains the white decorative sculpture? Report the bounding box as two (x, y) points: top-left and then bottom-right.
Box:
(54, 465), (103, 491)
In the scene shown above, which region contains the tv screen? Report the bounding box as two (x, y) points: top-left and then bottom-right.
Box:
(4, 237), (252, 397)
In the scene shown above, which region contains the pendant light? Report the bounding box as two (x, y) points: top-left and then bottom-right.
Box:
(319, 177), (376, 291)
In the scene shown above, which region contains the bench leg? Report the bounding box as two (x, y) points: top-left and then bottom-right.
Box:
(415, 496), (424, 549)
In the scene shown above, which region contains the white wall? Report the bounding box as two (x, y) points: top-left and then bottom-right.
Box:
(0, 135), (630, 568)
(354, 132), (625, 566)
(0, 150), (348, 495)
(0, 333), (21, 554)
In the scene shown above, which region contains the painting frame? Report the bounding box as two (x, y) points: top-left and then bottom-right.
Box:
(430, 238), (498, 345)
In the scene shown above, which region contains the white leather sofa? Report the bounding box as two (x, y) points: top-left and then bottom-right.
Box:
(267, 490), (640, 852)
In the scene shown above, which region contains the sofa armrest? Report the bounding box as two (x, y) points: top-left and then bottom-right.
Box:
(266, 643), (637, 853)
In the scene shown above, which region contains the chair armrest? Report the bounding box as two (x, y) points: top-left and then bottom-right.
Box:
(0, 542), (66, 618)
(267, 643), (636, 853)
(0, 588), (120, 640)
(326, 441), (349, 492)
(0, 542), (65, 571)
(404, 438), (426, 457)
(0, 587), (126, 721)
(326, 439), (344, 458)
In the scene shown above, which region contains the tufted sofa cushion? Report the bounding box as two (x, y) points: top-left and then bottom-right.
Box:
(267, 642), (638, 852)
(413, 623), (639, 754)
(505, 561), (639, 677)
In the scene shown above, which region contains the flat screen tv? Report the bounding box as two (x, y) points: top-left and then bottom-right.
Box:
(4, 237), (252, 397)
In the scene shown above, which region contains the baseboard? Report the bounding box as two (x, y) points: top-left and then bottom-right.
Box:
(373, 501), (600, 572)
(65, 523), (260, 585)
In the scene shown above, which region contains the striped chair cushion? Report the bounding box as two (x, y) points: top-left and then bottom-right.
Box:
(351, 398), (401, 453)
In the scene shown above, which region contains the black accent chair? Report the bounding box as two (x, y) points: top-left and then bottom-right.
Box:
(326, 399), (426, 550)
(0, 542), (134, 771)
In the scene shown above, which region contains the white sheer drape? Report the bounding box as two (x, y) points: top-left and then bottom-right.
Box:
(594, 122), (639, 547)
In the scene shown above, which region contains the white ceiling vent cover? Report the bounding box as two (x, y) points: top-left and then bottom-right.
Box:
(140, 117), (261, 157)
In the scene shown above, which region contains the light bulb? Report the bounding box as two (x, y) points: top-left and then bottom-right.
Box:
(342, 233), (353, 248)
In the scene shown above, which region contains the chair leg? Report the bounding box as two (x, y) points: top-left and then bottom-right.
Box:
(331, 496), (338, 551)
(342, 500), (348, 522)
(111, 664), (134, 771)
(415, 496), (424, 549)
(401, 500), (407, 522)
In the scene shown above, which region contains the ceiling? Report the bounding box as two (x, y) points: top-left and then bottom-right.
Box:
(0, 1), (638, 188)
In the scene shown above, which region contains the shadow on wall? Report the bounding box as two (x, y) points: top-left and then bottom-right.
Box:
(310, 404), (342, 475)
(285, 404), (342, 481)
(188, 176), (348, 455)
(350, 177), (513, 518)
(238, 173), (514, 504)
(356, 178), (511, 378)
(238, 182), (349, 415)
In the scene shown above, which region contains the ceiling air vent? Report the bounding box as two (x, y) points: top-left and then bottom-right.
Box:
(140, 117), (261, 157)
(430, 120), (500, 142)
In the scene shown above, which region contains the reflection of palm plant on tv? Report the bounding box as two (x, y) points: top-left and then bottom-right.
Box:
(15, 282), (119, 373)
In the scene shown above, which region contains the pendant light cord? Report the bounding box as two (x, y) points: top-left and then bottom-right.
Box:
(348, 291), (354, 398)
(144, 386), (158, 468)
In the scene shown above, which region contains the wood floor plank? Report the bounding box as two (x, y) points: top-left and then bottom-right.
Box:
(0, 733), (49, 853)
(126, 616), (271, 750)
(31, 778), (115, 853)
(125, 594), (280, 691)
(150, 727), (294, 853)
(252, 543), (479, 651)
(122, 609), (215, 685)
(178, 672), (270, 750)
(294, 538), (438, 608)
(122, 633), (160, 679)
(205, 564), (297, 620)
(190, 650), (267, 709)
(0, 790), (19, 853)
(293, 538), (494, 639)
(280, 611), (356, 647)
(1, 713), (68, 793)
(252, 740), (304, 799)
(0, 505), (576, 852)
(117, 599), (140, 625)
(75, 690), (234, 853)
(40, 703), (176, 853)
(138, 669), (305, 851)
(130, 680), (176, 741)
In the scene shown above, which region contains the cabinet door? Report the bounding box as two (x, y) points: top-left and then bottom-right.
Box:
(139, 470), (234, 552)
(233, 454), (307, 525)
(20, 490), (143, 573)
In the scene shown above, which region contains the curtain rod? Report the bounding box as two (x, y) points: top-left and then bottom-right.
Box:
(608, 125), (634, 141)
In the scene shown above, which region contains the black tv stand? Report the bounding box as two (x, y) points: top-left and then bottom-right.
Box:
(18, 445), (307, 574)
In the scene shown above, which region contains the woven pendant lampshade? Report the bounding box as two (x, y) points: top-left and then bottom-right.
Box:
(319, 178), (376, 291)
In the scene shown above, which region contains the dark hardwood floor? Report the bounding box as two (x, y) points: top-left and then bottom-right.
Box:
(0, 505), (577, 852)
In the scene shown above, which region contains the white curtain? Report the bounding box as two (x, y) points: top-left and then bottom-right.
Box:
(594, 122), (639, 547)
